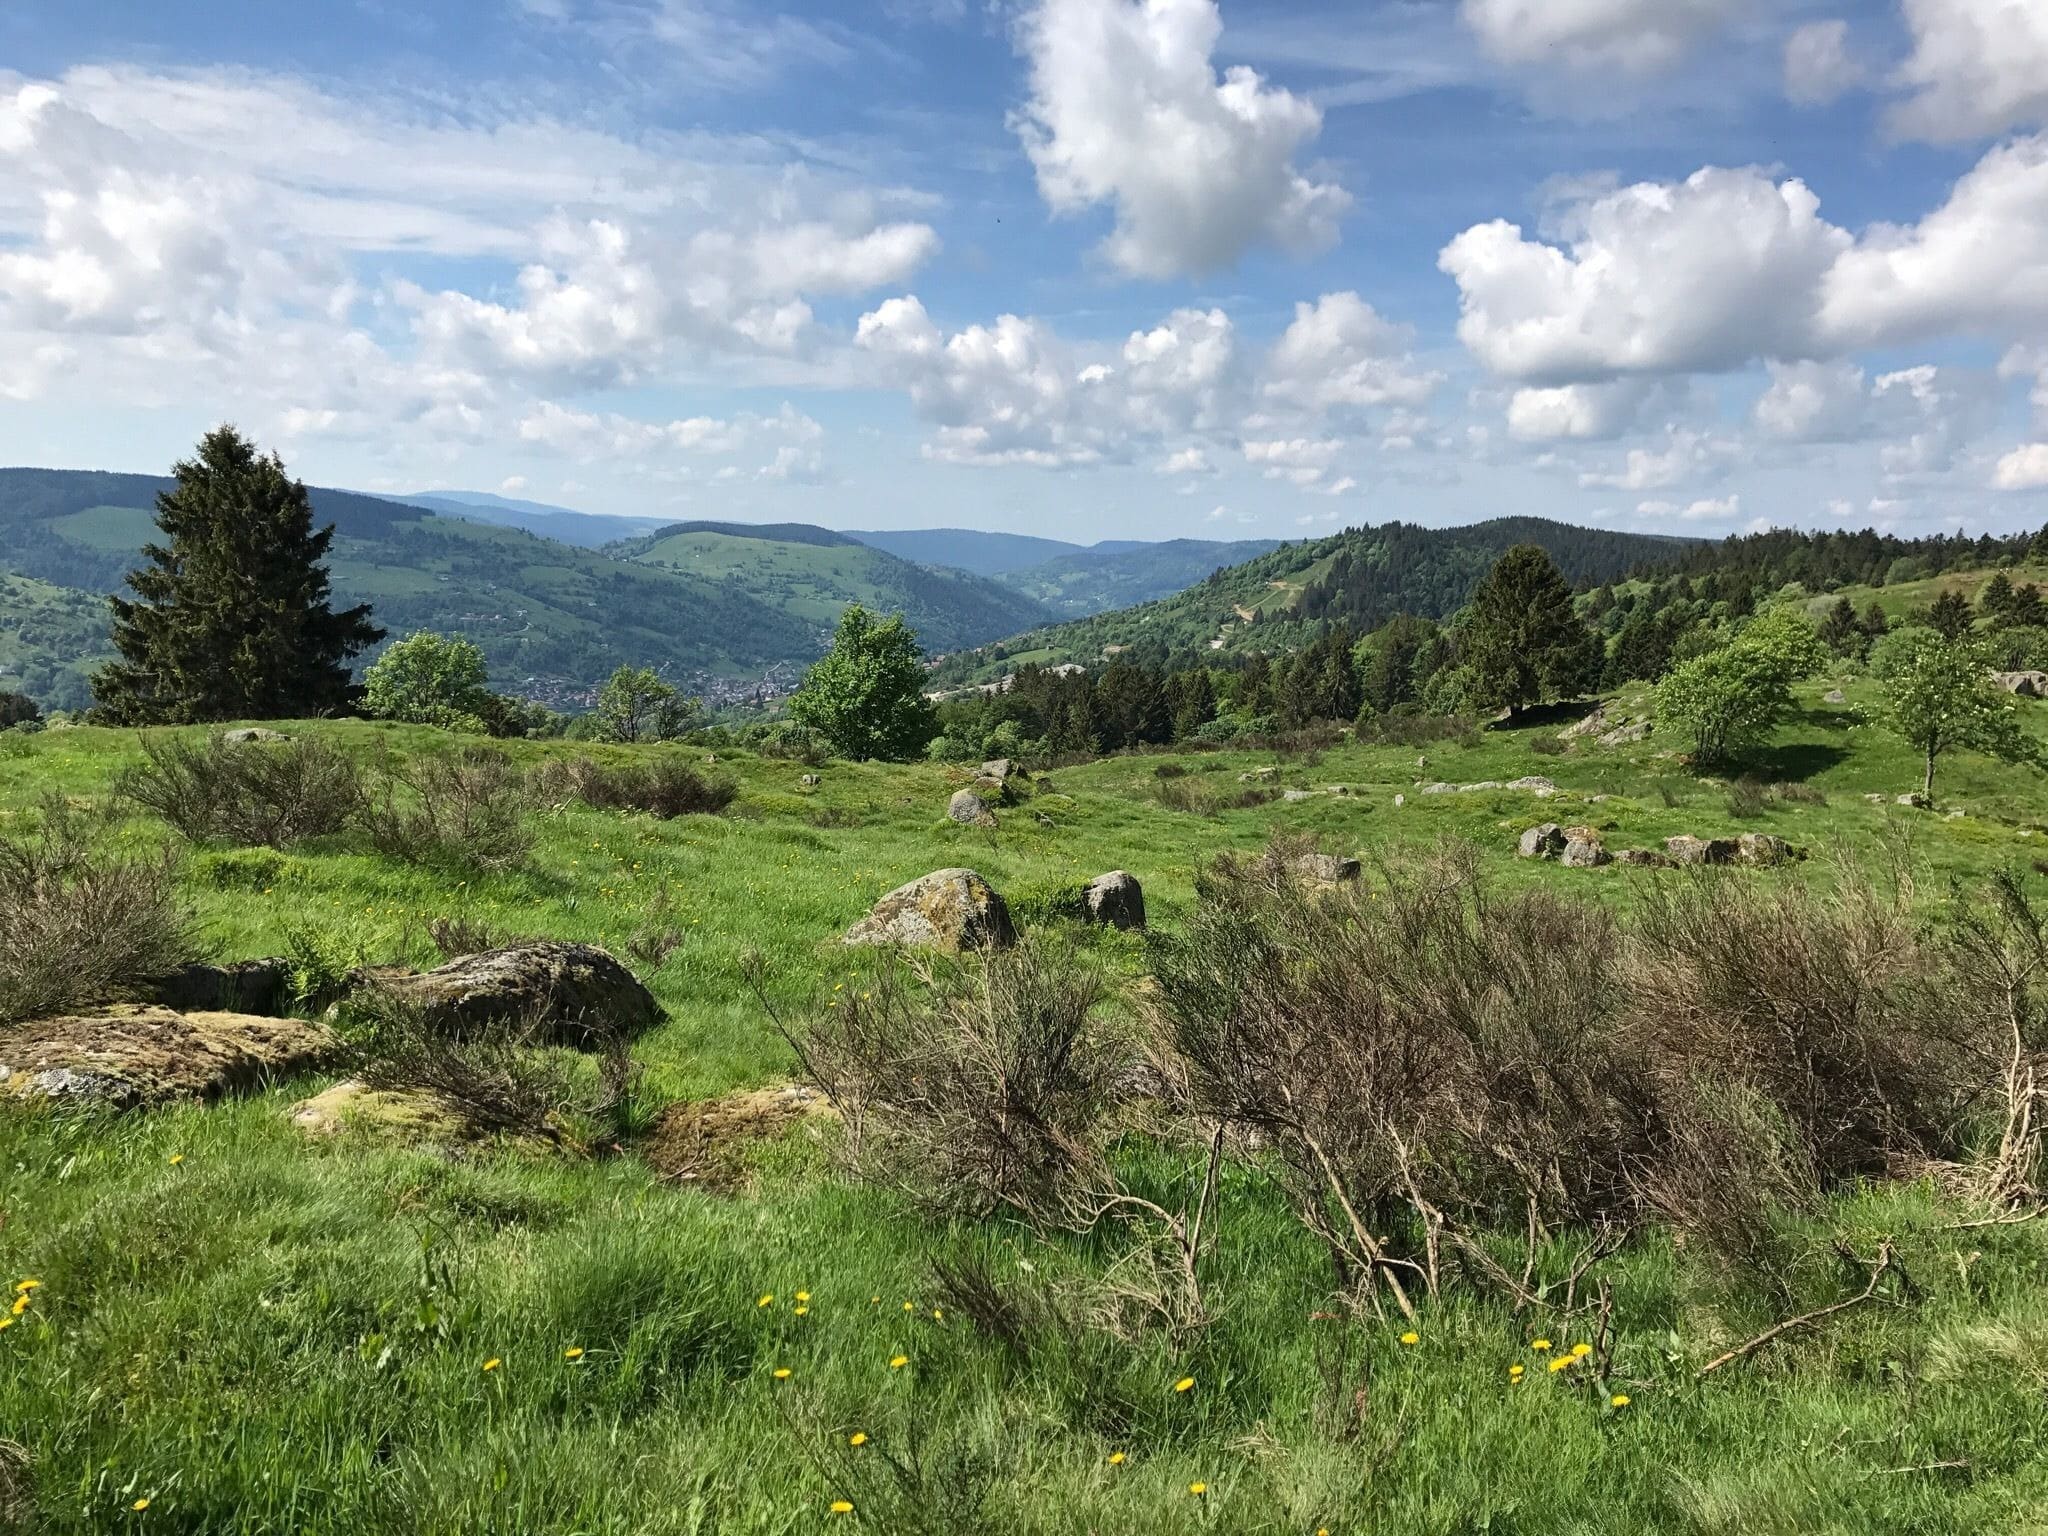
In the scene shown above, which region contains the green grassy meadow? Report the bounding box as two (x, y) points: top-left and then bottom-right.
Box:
(5, 684), (2048, 1534)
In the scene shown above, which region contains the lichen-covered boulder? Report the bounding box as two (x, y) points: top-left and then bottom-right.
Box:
(0, 1005), (337, 1110)
(1737, 833), (1795, 867)
(948, 788), (997, 828)
(1507, 776), (1559, 797)
(289, 1078), (468, 1142)
(1288, 853), (1361, 886)
(349, 943), (661, 1048)
(979, 759), (1022, 783)
(1994, 671), (2048, 698)
(846, 869), (1017, 952)
(1084, 871), (1146, 930)
(1666, 835), (1739, 866)
(1560, 836), (1610, 869)
(1518, 823), (1565, 859)
(222, 727), (290, 744)
(1614, 848), (1671, 868)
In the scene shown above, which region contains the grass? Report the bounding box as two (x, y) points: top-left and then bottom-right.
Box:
(4, 685), (2048, 1532)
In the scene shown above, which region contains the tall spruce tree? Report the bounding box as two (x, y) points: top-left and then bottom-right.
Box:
(1462, 544), (1600, 718)
(91, 428), (381, 723)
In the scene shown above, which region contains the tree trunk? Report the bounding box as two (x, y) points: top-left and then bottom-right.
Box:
(1924, 744), (1937, 806)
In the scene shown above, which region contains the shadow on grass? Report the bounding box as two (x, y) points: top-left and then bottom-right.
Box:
(1747, 742), (1850, 783)
(1486, 697), (1604, 732)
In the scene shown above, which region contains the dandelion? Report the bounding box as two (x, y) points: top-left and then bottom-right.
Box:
(890, 1354), (909, 1370)
(1548, 1356), (1574, 1373)
(932, 1309), (943, 1321)
(1508, 1364), (1525, 1381)
(1611, 1393), (1631, 1408)
(564, 1347), (584, 1360)
(13, 1280), (39, 1293)
(1531, 1339), (1551, 1352)
(830, 1500), (854, 1514)
(794, 1306), (810, 1317)
(1107, 1452), (1126, 1466)
(1570, 1343), (1592, 1358)
(849, 1432), (868, 1447)
(902, 1301), (914, 1312)
(758, 1293), (775, 1308)
(1189, 1482), (1208, 1497)
(773, 1367), (792, 1380)
(870, 1295), (881, 1304)
(132, 1498), (150, 1512)
(10, 1296), (28, 1317)
(796, 1291), (811, 1302)
(0, 1318), (15, 1333)
(1173, 1376), (1195, 1393)
(168, 1154), (184, 1166)
(482, 1358), (501, 1372)
(1399, 1331), (1419, 1346)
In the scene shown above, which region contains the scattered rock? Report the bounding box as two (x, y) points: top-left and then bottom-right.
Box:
(1994, 671), (2048, 698)
(847, 868), (1018, 952)
(1897, 793), (1929, 809)
(1613, 849), (1671, 868)
(1518, 823), (1565, 859)
(979, 759), (1024, 783)
(1282, 789), (1315, 803)
(1559, 707), (1610, 741)
(1393, 793), (1406, 808)
(0, 1005), (337, 1110)
(1561, 836), (1611, 869)
(1736, 833), (1794, 867)
(1666, 835), (1739, 866)
(151, 957), (292, 1017)
(1084, 871), (1146, 930)
(1289, 853), (1361, 886)
(799, 774), (821, 787)
(349, 943), (661, 1049)
(221, 727), (290, 744)
(642, 1084), (833, 1191)
(947, 787), (998, 828)
(1597, 722), (1651, 747)
(1823, 689), (1847, 704)
(289, 1078), (468, 1142)
(1420, 782), (1456, 795)
(1239, 767), (1279, 783)
(1945, 809), (1966, 821)
(1507, 776), (1559, 797)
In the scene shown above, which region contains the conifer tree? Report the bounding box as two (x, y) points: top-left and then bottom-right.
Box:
(1463, 545), (1600, 718)
(91, 428), (381, 723)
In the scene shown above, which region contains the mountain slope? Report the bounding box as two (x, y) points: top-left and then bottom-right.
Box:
(997, 538), (1282, 618)
(611, 521), (1054, 654)
(842, 527), (1085, 576)
(400, 490), (669, 548)
(928, 517), (1701, 685)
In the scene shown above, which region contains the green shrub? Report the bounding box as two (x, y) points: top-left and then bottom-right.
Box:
(1008, 877), (1091, 927)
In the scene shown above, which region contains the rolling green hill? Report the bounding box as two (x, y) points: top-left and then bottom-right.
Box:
(609, 521), (1054, 654)
(995, 537), (1282, 617)
(930, 517), (1700, 686)
(0, 570), (107, 707)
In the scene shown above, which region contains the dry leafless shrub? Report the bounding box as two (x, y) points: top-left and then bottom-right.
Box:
(359, 747), (534, 870)
(1147, 841), (1642, 1318)
(349, 995), (639, 1152)
(425, 914), (507, 961)
(118, 732), (363, 848)
(0, 796), (200, 1026)
(752, 939), (1126, 1224)
(530, 754), (735, 819)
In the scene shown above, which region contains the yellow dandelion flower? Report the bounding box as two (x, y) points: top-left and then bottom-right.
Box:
(1107, 1452), (1126, 1466)
(564, 1347), (584, 1360)
(870, 1295), (881, 1304)
(9, 1296), (27, 1317)
(1548, 1355), (1573, 1373)
(902, 1301), (914, 1312)
(794, 1305), (810, 1317)
(1611, 1393), (1631, 1407)
(1189, 1482), (1208, 1497)
(1173, 1376), (1195, 1393)
(132, 1498), (151, 1512)
(0, 1318), (15, 1333)
(1508, 1364), (1525, 1379)
(1399, 1331), (1419, 1346)
(931, 1309), (943, 1321)
(1571, 1343), (1592, 1358)
(796, 1291), (811, 1302)
(758, 1293), (775, 1308)
(1531, 1339), (1551, 1352)
(830, 1500), (854, 1514)
(168, 1154), (184, 1166)
(482, 1358), (501, 1372)
(13, 1280), (39, 1294)
(773, 1367), (792, 1380)
(849, 1432), (868, 1447)
(889, 1354), (909, 1369)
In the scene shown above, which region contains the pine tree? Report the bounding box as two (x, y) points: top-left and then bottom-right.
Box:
(1979, 572), (2016, 622)
(1463, 545), (1600, 718)
(91, 427), (380, 723)
(1927, 589), (1974, 641)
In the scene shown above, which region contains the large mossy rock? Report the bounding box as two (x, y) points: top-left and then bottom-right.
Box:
(1085, 871), (1146, 930)
(151, 958), (292, 1017)
(846, 868), (1017, 952)
(0, 1005), (337, 1110)
(348, 943), (661, 1048)
(948, 787), (998, 828)
(289, 1078), (469, 1142)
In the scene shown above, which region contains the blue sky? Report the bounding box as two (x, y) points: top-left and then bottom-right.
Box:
(3, 0), (2046, 543)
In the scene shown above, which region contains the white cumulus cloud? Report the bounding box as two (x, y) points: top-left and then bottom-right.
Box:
(1992, 443), (2048, 490)
(1892, 0), (2048, 143)
(1459, 0), (1745, 79)
(1784, 20), (1862, 108)
(1262, 292), (1441, 416)
(1012, 0), (1349, 278)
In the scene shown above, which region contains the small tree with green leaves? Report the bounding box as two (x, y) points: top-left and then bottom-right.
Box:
(593, 666), (701, 744)
(1463, 545), (1600, 719)
(788, 606), (936, 762)
(362, 632), (495, 732)
(91, 426), (381, 723)
(1927, 589), (1974, 641)
(1871, 628), (2039, 805)
(1654, 611), (1829, 767)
